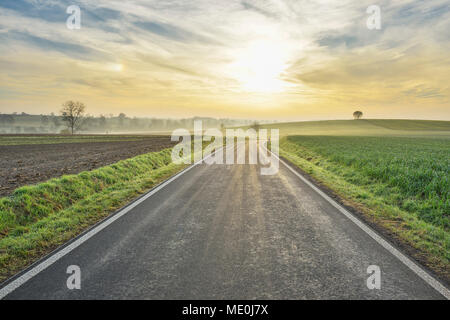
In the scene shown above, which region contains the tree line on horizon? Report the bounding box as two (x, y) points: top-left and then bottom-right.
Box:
(1, 100), (366, 134)
(0, 104), (259, 135)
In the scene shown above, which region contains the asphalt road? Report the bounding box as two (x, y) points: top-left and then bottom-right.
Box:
(1, 152), (446, 299)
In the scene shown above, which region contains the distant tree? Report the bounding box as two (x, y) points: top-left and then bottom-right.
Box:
(60, 100), (86, 134)
(82, 115), (95, 131)
(0, 115), (13, 129)
(52, 115), (60, 127)
(99, 115), (107, 128)
(250, 121), (260, 131)
(0, 114), (15, 125)
(118, 113), (127, 127)
(131, 117), (140, 128)
(353, 111), (363, 120)
(41, 115), (49, 126)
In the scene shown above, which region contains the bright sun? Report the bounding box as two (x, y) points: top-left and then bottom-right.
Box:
(231, 40), (289, 93)
(109, 63), (123, 72)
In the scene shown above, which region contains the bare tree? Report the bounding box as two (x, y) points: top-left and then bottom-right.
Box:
(60, 101), (86, 134)
(353, 111), (363, 120)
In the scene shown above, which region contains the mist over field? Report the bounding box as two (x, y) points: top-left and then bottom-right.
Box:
(0, 113), (266, 134)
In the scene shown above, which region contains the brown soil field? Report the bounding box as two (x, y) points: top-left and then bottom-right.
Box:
(0, 135), (176, 197)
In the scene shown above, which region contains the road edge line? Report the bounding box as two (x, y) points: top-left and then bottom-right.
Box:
(270, 149), (450, 300)
(0, 149), (217, 300)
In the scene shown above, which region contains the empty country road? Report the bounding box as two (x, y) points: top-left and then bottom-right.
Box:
(1, 156), (447, 299)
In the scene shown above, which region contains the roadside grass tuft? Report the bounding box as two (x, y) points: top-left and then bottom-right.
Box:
(0, 148), (186, 281)
(280, 135), (449, 279)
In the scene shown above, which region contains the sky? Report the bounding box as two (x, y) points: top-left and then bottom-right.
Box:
(0, 0), (449, 120)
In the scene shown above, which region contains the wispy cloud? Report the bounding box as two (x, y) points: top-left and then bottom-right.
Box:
(0, 0), (448, 119)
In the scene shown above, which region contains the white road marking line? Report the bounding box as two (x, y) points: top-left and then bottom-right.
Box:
(0, 149), (220, 299)
(272, 150), (450, 299)
(3, 143), (447, 299)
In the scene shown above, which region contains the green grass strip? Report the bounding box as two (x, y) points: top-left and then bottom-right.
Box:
(280, 137), (449, 278)
(0, 148), (186, 281)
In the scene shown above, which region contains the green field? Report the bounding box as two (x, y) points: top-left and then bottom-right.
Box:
(276, 120), (450, 277)
(281, 136), (449, 227)
(264, 119), (450, 136)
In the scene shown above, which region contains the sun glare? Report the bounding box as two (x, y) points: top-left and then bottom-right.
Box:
(231, 40), (289, 93)
(109, 63), (123, 72)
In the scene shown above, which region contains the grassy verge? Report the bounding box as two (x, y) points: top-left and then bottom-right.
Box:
(280, 136), (449, 281)
(0, 148), (187, 282)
